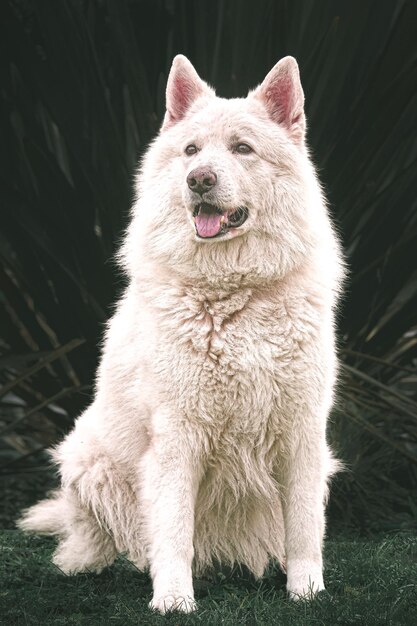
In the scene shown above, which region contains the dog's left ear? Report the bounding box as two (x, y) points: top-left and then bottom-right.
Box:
(253, 57), (305, 145)
(162, 55), (214, 131)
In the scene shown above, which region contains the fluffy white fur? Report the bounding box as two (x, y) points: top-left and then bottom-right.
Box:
(18, 55), (344, 614)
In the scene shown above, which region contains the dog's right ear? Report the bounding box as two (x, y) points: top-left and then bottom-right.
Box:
(162, 55), (214, 131)
(252, 57), (306, 145)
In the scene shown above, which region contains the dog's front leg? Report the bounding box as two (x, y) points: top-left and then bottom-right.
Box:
(282, 433), (328, 600)
(141, 423), (200, 614)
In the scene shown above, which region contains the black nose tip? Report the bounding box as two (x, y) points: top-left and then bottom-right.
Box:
(187, 167), (217, 195)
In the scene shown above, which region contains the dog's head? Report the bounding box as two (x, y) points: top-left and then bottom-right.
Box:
(124, 56), (331, 287)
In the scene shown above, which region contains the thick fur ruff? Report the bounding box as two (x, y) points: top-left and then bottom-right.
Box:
(18, 55), (344, 614)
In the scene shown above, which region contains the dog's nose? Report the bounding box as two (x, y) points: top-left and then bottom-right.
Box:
(187, 167), (217, 195)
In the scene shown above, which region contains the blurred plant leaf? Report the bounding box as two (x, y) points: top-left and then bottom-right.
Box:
(0, 0), (416, 529)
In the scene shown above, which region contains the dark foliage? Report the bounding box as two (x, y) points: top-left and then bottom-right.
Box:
(1, 0), (416, 530)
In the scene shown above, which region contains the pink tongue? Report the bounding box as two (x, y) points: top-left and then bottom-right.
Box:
(195, 212), (223, 238)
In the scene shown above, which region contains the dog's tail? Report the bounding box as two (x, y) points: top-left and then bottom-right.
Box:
(17, 490), (68, 536)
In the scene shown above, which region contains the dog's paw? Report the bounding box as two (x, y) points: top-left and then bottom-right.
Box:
(52, 542), (113, 575)
(286, 559), (325, 600)
(288, 580), (325, 601)
(149, 593), (197, 614)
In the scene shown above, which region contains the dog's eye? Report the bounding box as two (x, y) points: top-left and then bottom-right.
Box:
(185, 144), (198, 156)
(234, 143), (253, 154)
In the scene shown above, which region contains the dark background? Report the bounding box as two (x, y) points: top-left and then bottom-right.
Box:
(1, 0), (416, 532)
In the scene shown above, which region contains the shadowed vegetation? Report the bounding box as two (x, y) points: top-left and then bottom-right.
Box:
(0, 0), (416, 534)
(1, 531), (416, 625)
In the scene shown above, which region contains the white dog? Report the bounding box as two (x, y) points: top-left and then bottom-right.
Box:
(19, 55), (344, 614)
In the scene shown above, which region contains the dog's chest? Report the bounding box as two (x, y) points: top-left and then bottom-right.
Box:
(153, 288), (318, 429)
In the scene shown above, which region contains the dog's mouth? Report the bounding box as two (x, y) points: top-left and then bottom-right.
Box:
(192, 203), (249, 239)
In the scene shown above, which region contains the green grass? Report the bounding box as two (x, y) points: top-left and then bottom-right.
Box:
(1, 532), (416, 625)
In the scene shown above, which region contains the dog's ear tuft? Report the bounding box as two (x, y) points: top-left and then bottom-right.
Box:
(253, 57), (306, 144)
(162, 55), (214, 131)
